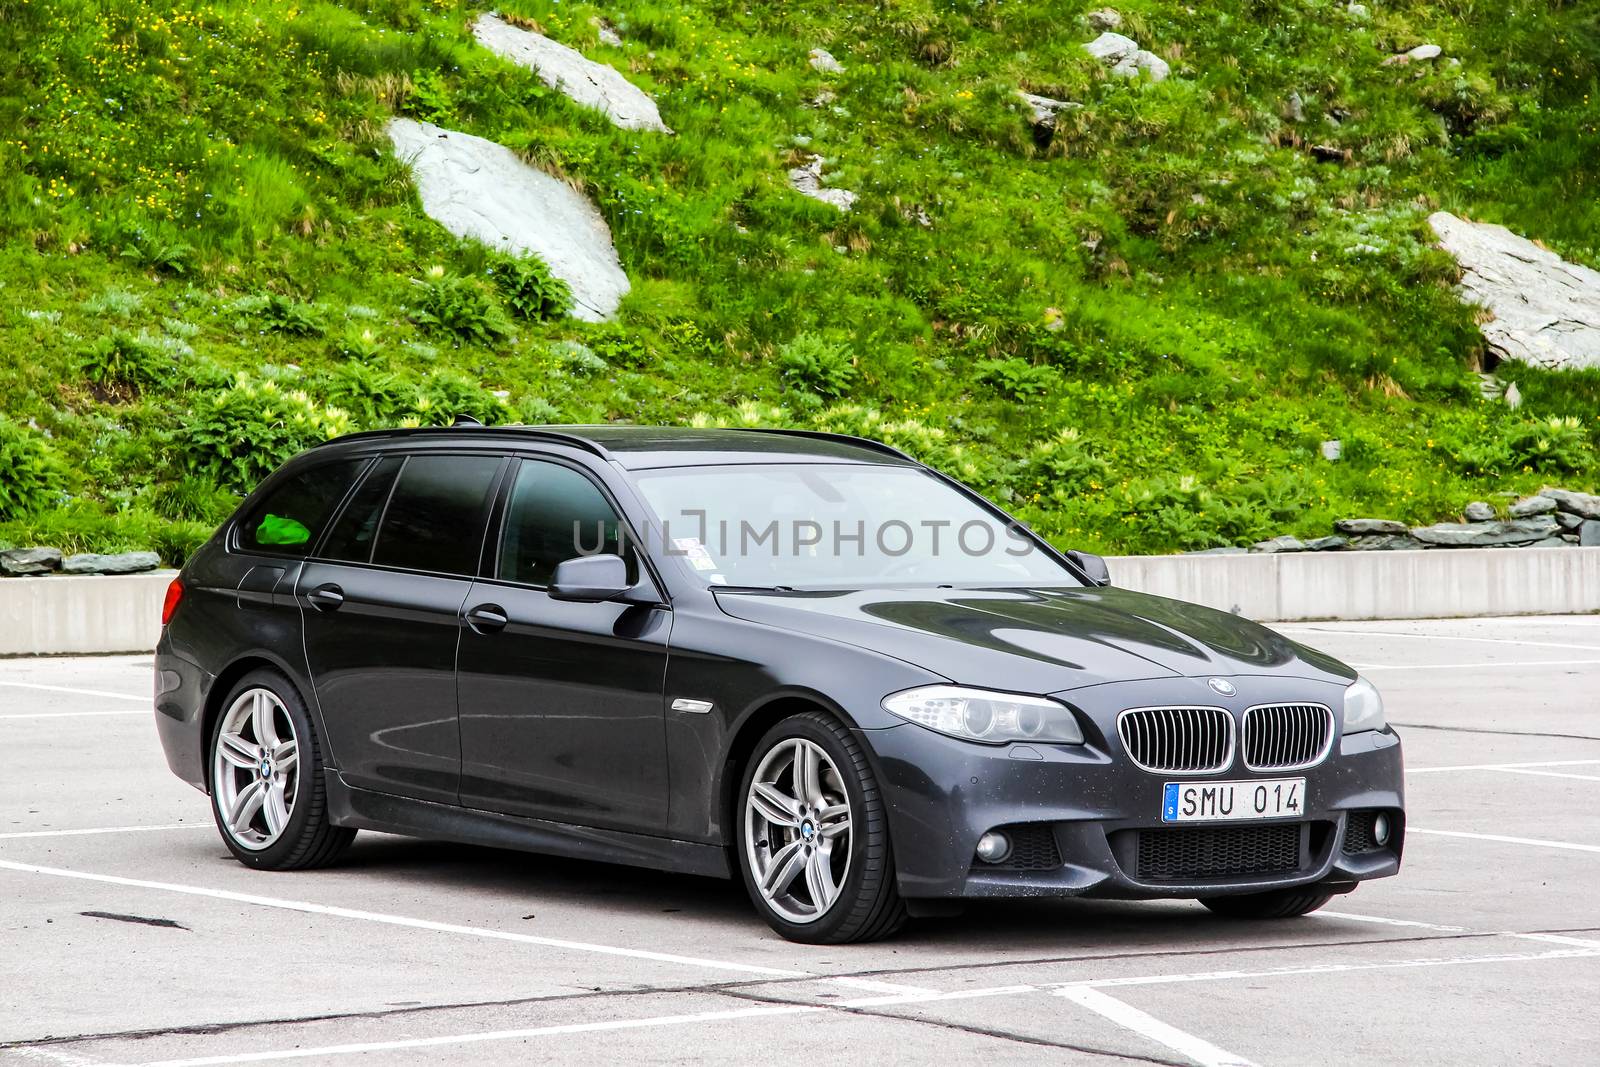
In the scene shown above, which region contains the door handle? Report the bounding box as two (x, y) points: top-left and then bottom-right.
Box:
(306, 584), (345, 611)
(464, 603), (509, 634)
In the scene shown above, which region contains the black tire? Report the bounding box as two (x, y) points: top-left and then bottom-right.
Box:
(208, 668), (354, 870)
(736, 712), (907, 944)
(1200, 887), (1335, 919)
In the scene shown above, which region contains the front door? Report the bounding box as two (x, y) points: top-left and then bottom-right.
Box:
(299, 452), (506, 804)
(456, 456), (670, 831)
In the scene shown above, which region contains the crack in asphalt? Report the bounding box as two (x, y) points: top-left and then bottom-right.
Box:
(6, 926), (1572, 1053)
(716, 987), (1187, 1066)
(79, 911), (189, 931)
(1391, 721), (1600, 742)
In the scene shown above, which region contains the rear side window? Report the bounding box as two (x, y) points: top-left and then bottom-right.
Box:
(498, 460), (635, 587)
(371, 455), (503, 576)
(237, 460), (365, 557)
(320, 456), (403, 563)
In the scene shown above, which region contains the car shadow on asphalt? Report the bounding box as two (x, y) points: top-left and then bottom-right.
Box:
(312, 835), (1346, 954)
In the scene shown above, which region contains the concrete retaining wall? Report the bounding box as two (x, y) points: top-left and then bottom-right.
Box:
(2, 548), (1598, 655)
(0, 572), (176, 657)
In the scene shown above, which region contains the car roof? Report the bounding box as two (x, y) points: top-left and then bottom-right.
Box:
(313, 425), (918, 470)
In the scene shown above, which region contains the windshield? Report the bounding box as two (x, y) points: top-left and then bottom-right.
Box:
(630, 463), (1080, 589)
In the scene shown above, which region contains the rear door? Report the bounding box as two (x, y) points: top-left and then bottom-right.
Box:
(456, 455), (671, 831)
(299, 451), (507, 804)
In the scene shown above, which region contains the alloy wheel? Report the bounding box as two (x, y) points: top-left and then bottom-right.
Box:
(212, 687), (299, 851)
(743, 738), (853, 924)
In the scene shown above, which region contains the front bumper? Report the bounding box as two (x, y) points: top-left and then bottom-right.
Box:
(866, 681), (1404, 901)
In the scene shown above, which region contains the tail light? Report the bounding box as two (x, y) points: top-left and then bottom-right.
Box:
(161, 578), (185, 626)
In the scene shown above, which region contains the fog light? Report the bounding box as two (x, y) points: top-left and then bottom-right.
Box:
(975, 831), (1012, 864)
(1372, 813), (1391, 846)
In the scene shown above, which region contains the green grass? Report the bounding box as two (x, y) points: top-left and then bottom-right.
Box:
(1, 0), (1597, 563)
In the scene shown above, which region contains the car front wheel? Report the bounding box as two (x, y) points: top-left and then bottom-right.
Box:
(737, 712), (906, 944)
(209, 669), (354, 870)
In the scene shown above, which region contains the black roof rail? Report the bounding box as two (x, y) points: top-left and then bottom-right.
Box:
(732, 427), (918, 463)
(310, 425), (611, 459)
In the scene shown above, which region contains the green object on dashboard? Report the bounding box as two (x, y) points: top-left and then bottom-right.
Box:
(257, 513), (310, 546)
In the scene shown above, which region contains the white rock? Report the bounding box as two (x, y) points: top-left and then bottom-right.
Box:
(788, 155), (857, 211)
(808, 48), (845, 74)
(387, 118), (629, 322)
(472, 13), (670, 133)
(1346, 3), (1369, 19)
(1085, 33), (1168, 81)
(1430, 212), (1600, 370)
(1018, 90), (1081, 125)
(594, 21), (622, 47)
(1084, 32), (1139, 63)
(1383, 43), (1443, 66)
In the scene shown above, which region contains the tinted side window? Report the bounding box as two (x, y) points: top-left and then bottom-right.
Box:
(237, 459), (365, 557)
(371, 455), (502, 576)
(320, 456), (404, 563)
(499, 460), (634, 587)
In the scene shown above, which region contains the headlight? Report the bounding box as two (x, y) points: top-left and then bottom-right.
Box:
(882, 685), (1084, 745)
(1343, 675), (1386, 733)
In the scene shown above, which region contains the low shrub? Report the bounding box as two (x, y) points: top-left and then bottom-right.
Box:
(974, 357), (1057, 400)
(235, 293), (324, 337)
(490, 253), (572, 322)
(181, 379), (352, 493)
(777, 334), (856, 400)
(411, 270), (511, 345)
(80, 331), (173, 397)
(0, 416), (65, 520)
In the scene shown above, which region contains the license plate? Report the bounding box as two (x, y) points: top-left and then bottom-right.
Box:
(1161, 778), (1305, 823)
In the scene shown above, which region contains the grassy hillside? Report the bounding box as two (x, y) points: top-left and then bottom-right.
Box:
(2, 0), (1598, 561)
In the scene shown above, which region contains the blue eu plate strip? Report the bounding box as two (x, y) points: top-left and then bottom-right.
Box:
(1162, 782), (1180, 822)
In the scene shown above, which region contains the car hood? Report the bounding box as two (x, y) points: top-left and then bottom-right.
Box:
(713, 585), (1354, 693)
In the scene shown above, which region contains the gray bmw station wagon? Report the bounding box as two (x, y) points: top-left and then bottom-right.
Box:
(154, 425), (1404, 943)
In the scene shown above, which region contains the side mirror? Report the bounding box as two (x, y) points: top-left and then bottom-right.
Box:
(1066, 550), (1112, 587)
(549, 554), (659, 605)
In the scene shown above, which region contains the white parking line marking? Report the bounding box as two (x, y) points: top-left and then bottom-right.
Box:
(1288, 628), (1600, 652)
(1319, 910), (1467, 932)
(1408, 828), (1600, 854)
(1053, 945), (1600, 991)
(0, 681), (148, 703)
(824, 976), (941, 997)
(1057, 986), (1258, 1067)
(841, 983), (1037, 1007)
(0, 824), (207, 841)
(1514, 933), (1600, 951)
(0, 710), (149, 720)
(119, 1003), (821, 1067)
(11, 1047), (104, 1066)
(1488, 767), (1600, 782)
(0, 859), (810, 978)
(1410, 759), (1600, 774)
(1354, 659), (1600, 672)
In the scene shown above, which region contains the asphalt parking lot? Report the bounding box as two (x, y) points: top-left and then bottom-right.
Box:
(2, 615), (1598, 1066)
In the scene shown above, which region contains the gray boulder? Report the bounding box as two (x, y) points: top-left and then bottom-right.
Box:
(1334, 518), (1409, 536)
(472, 14), (671, 133)
(1251, 535), (1307, 554)
(1086, 8), (1123, 31)
(1429, 212), (1600, 370)
(1583, 520), (1600, 548)
(387, 118), (630, 322)
(1018, 91), (1081, 126)
(788, 155), (857, 211)
(1350, 534), (1428, 551)
(1541, 489), (1600, 519)
(1528, 537), (1570, 549)
(1187, 546), (1248, 555)
(1508, 495), (1557, 518)
(1305, 535), (1350, 551)
(0, 547), (62, 576)
(1557, 512), (1584, 530)
(1463, 501), (1496, 522)
(61, 551), (160, 575)
(1410, 517), (1560, 547)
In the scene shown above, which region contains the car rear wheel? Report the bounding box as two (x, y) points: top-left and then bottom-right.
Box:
(737, 712), (906, 944)
(1200, 887), (1335, 919)
(209, 669), (354, 869)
